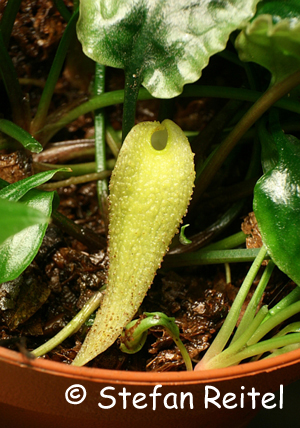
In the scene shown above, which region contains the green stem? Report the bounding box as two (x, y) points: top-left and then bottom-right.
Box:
(94, 63), (109, 227)
(0, 30), (30, 130)
(31, 9), (79, 136)
(195, 230), (246, 252)
(165, 248), (264, 268)
(247, 300), (300, 347)
(224, 263), (231, 284)
(0, 119), (42, 153)
(263, 286), (300, 323)
(37, 83), (300, 145)
(262, 343), (300, 359)
(122, 68), (143, 141)
(205, 332), (300, 369)
(0, 0), (22, 47)
(33, 159), (115, 179)
(231, 260), (275, 343)
(32, 290), (104, 357)
(198, 246), (267, 367)
(106, 123), (121, 158)
(51, 210), (106, 250)
(204, 305), (269, 369)
(193, 71), (300, 201)
(40, 170), (111, 190)
(120, 313), (193, 371)
(170, 202), (246, 255)
(53, 0), (72, 21)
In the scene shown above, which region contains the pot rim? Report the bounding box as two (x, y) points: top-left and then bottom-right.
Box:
(1, 346), (300, 385)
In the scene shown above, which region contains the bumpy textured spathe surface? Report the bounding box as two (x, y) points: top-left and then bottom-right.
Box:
(73, 120), (195, 366)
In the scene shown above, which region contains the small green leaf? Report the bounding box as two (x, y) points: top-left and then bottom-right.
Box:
(77, 0), (260, 98)
(0, 198), (49, 247)
(254, 123), (300, 286)
(0, 119), (43, 153)
(0, 189), (54, 283)
(235, 1), (300, 84)
(0, 168), (70, 202)
(179, 224), (192, 245)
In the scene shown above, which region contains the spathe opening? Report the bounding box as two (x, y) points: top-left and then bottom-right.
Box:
(151, 128), (168, 151)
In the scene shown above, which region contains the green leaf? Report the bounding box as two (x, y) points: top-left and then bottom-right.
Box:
(0, 119), (43, 153)
(77, 0), (260, 98)
(253, 122), (300, 286)
(0, 189), (54, 283)
(0, 198), (49, 247)
(0, 168), (70, 202)
(235, 1), (300, 84)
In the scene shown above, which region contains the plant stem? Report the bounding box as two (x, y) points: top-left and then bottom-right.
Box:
(94, 63), (109, 228)
(51, 210), (106, 250)
(120, 313), (193, 371)
(165, 248), (263, 268)
(247, 300), (300, 347)
(31, 290), (104, 358)
(53, 0), (72, 21)
(170, 202), (246, 255)
(231, 260), (275, 343)
(0, 119), (42, 153)
(193, 71), (300, 201)
(224, 263), (231, 284)
(106, 123), (121, 158)
(38, 83), (300, 144)
(204, 305), (269, 369)
(33, 159), (115, 179)
(40, 170), (111, 190)
(263, 286), (300, 323)
(122, 67), (143, 141)
(194, 230), (247, 252)
(206, 332), (300, 369)
(197, 245), (267, 368)
(0, 31), (31, 130)
(31, 9), (79, 136)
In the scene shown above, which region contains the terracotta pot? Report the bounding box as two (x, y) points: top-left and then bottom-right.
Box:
(1, 346), (300, 428)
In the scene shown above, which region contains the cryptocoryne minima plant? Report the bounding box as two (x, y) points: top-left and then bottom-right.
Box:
(73, 120), (195, 366)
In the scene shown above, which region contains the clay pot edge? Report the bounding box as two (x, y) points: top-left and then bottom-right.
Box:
(0, 346), (300, 385)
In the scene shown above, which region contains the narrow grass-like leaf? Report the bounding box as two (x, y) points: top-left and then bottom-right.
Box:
(0, 168), (69, 201)
(0, 119), (43, 153)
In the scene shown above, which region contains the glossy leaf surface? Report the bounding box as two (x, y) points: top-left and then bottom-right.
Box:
(254, 123), (300, 286)
(235, 0), (300, 84)
(0, 189), (54, 283)
(0, 119), (43, 153)
(0, 168), (68, 202)
(77, 0), (260, 98)
(0, 198), (49, 247)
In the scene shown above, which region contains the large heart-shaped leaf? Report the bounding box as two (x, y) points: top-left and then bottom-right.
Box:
(254, 123), (300, 285)
(235, 0), (300, 85)
(77, 0), (260, 98)
(0, 189), (54, 283)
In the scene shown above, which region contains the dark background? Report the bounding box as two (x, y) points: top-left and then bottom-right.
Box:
(247, 379), (300, 427)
